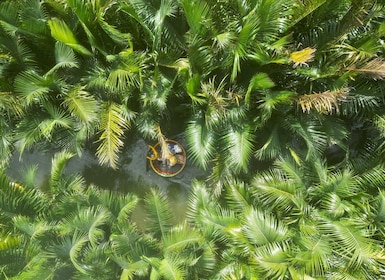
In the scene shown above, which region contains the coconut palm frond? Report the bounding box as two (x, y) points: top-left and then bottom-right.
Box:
(340, 94), (379, 117)
(297, 88), (349, 114)
(293, 235), (331, 277)
(253, 0), (293, 38)
(332, 41), (379, 64)
(49, 149), (75, 190)
(369, 191), (385, 234)
(126, 0), (182, 51)
(48, 18), (92, 56)
(19, 0), (49, 37)
(98, 15), (132, 46)
(230, 20), (259, 82)
(274, 157), (304, 184)
(345, 58), (385, 80)
(0, 1), (21, 36)
(14, 116), (44, 156)
(158, 255), (187, 280)
(242, 208), (289, 246)
(0, 91), (23, 117)
(107, 52), (143, 92)
(140, 75), (172, 112)
(0, 37), (36, 68)
(225, 179), (251, 213)
(251, 170), (297, 213)
(199, 205), (239, 243)
(47, 232), (89, 274)
(163, 222), (203, 253)
(89, 189), (139, 223)
(14, 71), (52, 107)
(144, 189), (173, 239)
(320, 220), (383, 271)
(258, 90), (296, 120)
(220, 125), (254, 173)
(0, 172), (47, 218)
(357, 165), (385, 191)
(180, 0), (211, 36)
(12, 215), (52, 240)
(59, 205), (111, 247)
(63, 85), (99, 125)
(316, 169), (358, 199)
(289, 119), (328, 159)
(288, 0), (327, 28)
(245, 73), (275, 105)
(0, 130), (13, 168)
(250, 242), (289, 279)
(46, 42), (79, 76)
(213, 31), (236, 51)
(323, 192), (356, 218)
(255, 123), (286, 160)
(119, 0), (155, 42)
(96, 102), (131, 169)
(186, 180), (214, 222)
(40, 104), (75, 138)
(185, 115), (216, 170)
(0, 231), (24, 278)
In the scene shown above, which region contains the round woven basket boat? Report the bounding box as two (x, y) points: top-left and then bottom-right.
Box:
(147, 140), (186, 177)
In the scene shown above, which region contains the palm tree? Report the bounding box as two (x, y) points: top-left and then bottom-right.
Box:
(181, 0), (385, 189)
(185, 154), (385, 279)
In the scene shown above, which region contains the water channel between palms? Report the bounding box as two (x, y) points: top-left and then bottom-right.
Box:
(7, 136), (207, 223)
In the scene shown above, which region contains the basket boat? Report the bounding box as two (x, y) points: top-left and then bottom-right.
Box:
(147, 139), (186, 177)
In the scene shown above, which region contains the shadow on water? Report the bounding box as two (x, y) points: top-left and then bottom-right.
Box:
(7, 135), (208, 223)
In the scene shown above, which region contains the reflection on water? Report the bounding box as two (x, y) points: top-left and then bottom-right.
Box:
(7, 136), (207, 222)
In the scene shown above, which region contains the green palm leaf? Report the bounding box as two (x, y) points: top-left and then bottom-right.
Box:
(144, 189), (173, 239)
(242, 208), (289, 246)
(293, 235), (331, 277)
(369, 191), (385, 234)
(49, 149), (75, 190)
(0, 172), (47, 218)
(186, 180), (214, 222)
(47, 232), (89, 274)
(225, 179), (251, 212)
(0, 91), (23, 117)
(180, 0), (211, 36)
(255, 121), (286, 160)
(162, 222), (203, 253)
(288, 0), (327, 28)
(46, 42), (79, 76)
(186, 115), (216, 170)
(63, 85), (99, 125)
(39, 104), (75, 139)
(221, 124), (254, 173)
(107, 51), (143, 92)
(0, 1), (21, 36)
(245, 72), (275, 105)
(159, 256), (186, 280)
(251, 170), (298, 213)
(12, 215), (52, 240)
(96, 102), (131, 169)
(59, 205), (111, 247)
(251, 242), (289, 279)
(320, 220), (385, 271)
(14, 71), (53, 107)
(48, 18), (92, 56)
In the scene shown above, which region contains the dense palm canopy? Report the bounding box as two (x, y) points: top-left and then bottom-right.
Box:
(1, 0), (385, 279)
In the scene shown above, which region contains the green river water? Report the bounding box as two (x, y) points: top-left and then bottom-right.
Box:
(7, 135), (207, 222)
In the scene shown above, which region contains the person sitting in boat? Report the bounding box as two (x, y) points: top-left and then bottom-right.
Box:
(157, 129), (178, 167)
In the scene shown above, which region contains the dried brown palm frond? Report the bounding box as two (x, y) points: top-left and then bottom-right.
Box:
(297, 88), (349, 114)
(344, 58), (385, 80)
